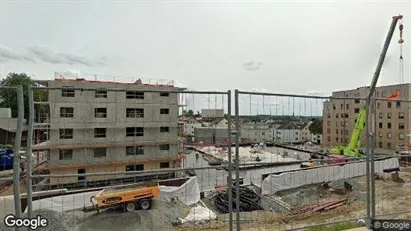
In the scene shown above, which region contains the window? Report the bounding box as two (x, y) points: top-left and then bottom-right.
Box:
(346, 104), (349, 110)
(379, 113), (383, 119)
(160, 144), (170, 151)
(336, 137), (339, 142)
(295, 131), (299, 135)
(379, 142), (383, 148)
(61, 87), (75, 97)
(126, 108), (144, 118)
(94, 148), (106, 158)
(126, 146), (144, 155)
(327, 128), (331, 133)
(340, 113), (344, 118)
(95, 90), (107, 98)
(126, 127), (144, 137)
(78, 169), (86, 181)
(160, 92), (169, 97)
(354, 99), (360, 104)
(327, 113), (331, 118)
(160, 126), (169, 133)
(388, 123), (391, 129)
(387, 102), (392, 108)
(399, 123), (405, 130)
(340, 104), (343, 110)
(387, 113), (392, 119)
(399, 133), (405, 140)
(336, 130), (339, 134)
(94, 128), (106, 138)
(387, 142), (392, 149)
(377, 102), (380, 109)
(59, 129), (73, 139)
(344, 113), (349, 118)
(327, 121), (331, 126)
(354, 108), (360, 113)
(95, 108), (107, 118)
(387, 133), (392, 139)
(396, 101), (401, 108)
(399, 112), (405, 119)
(335, 113), (339, 119)
(59, 149), (73, 160)
(160, 162), (170, 168)
(126, 91), (144, 99)
(345, 130), (348, 135)
(379, 132), (383, 138)
(379, 123), (383, 129)
(341, 121), (344, 126)
(160, 108), (169, 114)
(60, 107), (74, 118)
(327, 136), (331, 142)
(333, 105), (336, 110)
(126, 164), (144, 173)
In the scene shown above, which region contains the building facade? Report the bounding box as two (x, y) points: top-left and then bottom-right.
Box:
(33, 78), (184, 185)
(322, 84), (411, 152)
(240, 122), (271, 143)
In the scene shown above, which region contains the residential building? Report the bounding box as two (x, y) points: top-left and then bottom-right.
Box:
(240, 122), (271, 143)
(32, 76), (184, 186)
(0, 108), (28, 145)
(180, 116), (203, 136)
(275, 122), (303, 144)
(322, 84), (411, 153)
(301, 121), (313, 142)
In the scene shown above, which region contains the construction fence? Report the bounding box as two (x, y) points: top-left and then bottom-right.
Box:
(0, 86), (410, 230)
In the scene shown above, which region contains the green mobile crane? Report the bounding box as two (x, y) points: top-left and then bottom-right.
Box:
(331, 108), (366, 157)
(329, 15), (404, 158)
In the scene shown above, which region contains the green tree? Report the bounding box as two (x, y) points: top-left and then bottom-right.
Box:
(0, 73), (47, 119)
(309, 119), (323, 134)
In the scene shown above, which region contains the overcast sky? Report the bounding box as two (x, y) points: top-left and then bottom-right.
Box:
(0, 1), (410, 115)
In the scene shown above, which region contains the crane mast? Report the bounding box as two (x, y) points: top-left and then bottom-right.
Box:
(330, 15), (404, 158)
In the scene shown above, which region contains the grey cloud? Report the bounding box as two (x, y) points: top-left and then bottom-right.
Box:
(243, 60), (263, 71)
(0, 45), (36, 63)
(27, 45), (107, 67)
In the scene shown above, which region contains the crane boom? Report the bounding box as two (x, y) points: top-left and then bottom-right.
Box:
(330, 15), (403, 158)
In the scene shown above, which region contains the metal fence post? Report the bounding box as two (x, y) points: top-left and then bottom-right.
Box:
(365, 99), (371, 228)
(227, 90), (233, 231)
(13, 85), (24, 220)
(26, 86), (34, 219)
(234, 89), (240, 231)
(370, 98), (376, 218)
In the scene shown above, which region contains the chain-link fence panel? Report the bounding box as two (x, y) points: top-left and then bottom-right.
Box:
(19, 79), (235, 231)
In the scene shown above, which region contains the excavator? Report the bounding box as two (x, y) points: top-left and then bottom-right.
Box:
(327, 15), (404, 162)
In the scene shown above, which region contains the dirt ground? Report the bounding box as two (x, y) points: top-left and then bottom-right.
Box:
(176, 170), (411, 231)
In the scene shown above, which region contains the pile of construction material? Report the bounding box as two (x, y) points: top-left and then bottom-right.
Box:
(291, 198), (348, 215)
(213, 186), (264, 213)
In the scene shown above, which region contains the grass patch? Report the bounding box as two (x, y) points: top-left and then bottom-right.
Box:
(307, 222), (362, 231)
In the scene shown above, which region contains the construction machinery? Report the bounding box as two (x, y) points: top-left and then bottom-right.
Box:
(327, 15), (404, 162)
(82, 181), (160, 213)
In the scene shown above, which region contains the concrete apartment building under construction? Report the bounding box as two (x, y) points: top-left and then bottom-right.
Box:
(322, 83), (411, 153)
(33, 74), (184, 187)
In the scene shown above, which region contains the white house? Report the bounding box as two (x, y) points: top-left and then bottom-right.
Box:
(182, 117), (203, 136)
(240, 122), (271, 143)
(275, 122), (303, 144)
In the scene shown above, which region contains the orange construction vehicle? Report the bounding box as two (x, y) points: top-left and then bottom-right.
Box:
(82, 181), (160, 213)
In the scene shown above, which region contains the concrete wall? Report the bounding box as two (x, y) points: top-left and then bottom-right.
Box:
(49, 161), (174, 185)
